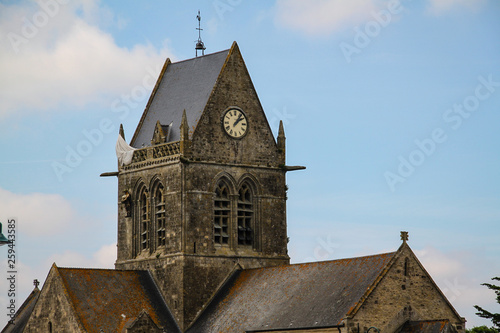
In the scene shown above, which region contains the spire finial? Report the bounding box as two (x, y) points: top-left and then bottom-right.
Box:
(119, 124), (125, 140)
(277, 120), (286, 164)
(195, 10), (206, 57)
(180, 109), (190, 156)
(180, 109), (189, 142)
(400, 231), (409, 243)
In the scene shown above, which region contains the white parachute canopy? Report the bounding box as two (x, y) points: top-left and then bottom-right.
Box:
(116, 135), (136, 166)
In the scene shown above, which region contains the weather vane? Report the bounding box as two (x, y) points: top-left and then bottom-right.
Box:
(195, 10), (206, 57)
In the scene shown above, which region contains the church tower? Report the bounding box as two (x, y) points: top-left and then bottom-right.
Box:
(114, 42), (296, 330)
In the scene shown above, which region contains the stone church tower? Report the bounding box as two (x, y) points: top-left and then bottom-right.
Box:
(114, 42), (295, 330)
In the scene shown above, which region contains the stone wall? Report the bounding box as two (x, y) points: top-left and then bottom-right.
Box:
(23, 267), (83, 333)
(348, 245), (465, 333)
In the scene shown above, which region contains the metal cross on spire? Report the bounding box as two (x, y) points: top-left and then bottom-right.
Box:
(195, 10), (206, 57)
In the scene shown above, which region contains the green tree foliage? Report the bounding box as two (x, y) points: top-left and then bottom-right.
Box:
(474, 277), (500, 329)
(466, 325), (499, 333)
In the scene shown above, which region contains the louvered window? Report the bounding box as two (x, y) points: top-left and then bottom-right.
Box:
(140, 190), (149, 251)
(214, 182), (230, 245)
(155, 185), (166, 247)
(237, 183), (253, 246)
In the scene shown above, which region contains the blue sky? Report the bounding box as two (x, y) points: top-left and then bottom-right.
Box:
(0, 0), (499, 328)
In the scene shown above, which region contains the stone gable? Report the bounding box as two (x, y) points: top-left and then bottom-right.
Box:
(348, 244), (465, 333)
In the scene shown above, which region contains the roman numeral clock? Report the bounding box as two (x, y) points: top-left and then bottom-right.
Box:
(222, 107), (248, 138)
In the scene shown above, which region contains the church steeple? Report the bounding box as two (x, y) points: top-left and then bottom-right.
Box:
(114, 43), (293, 330)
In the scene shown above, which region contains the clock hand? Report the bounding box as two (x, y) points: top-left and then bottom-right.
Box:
(233, 115), (244, 127)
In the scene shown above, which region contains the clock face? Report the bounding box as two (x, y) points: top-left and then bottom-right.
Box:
(222, 108), (248, 138)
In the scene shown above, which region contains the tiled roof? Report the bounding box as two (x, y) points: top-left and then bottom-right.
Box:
(397, 320), (456, 333)
(188, 252), (396, 333)
(1, 288), (40, 333)
(57, 267), (180, 333)
(130, 48), (231, 148)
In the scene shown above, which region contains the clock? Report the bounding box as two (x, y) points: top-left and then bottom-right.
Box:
(222, 108), (248, 139)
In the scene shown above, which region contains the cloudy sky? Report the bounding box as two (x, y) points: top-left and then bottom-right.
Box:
(0, 0), (499, 328)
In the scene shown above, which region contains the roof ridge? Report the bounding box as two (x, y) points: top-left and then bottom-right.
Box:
(242, 251), (397, 272)
(57, 266), (148, 272)
(171, 48), (230, 65)
(305, 250), (397, 264)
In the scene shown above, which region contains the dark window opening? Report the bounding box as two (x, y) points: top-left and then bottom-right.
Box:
(140, 189), (150, 251)
(214, 182), (230, 245)
(237, 183), (253, 246)
(155, 184), (166, 247)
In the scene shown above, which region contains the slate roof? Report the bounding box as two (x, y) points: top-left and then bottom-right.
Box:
(131, 48), (231, 148)
(57, 267), (181, 333)
(1, 288), (40, 333)
(188, 252), (396, 332)
(397, 320), (456, 333)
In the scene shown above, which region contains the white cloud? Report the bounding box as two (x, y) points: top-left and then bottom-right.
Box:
(416, 247), (464, 279)
(416, 247), (496, 327)
(92, 242), (117, 268)
(274, 0), (489, 36)
(46, 242), (116, 268)
(426, 0), (487, 15)
(0, 187), (75, 236)
(0, 0), (173, 117)
(274, 0), (386, 36)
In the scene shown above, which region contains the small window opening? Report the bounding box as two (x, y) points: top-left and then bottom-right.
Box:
(155, 185), (166, 247)
(140, 189), (150, 251)
(237, 183), (253, 246)
(214, 182), (230, 245)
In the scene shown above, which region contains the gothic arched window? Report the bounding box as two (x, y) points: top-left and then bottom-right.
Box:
(139, 188), (150, 251)
(214, 180), (230, 245)
(237, 183), (253, 246)
(154, 183), (166, 248)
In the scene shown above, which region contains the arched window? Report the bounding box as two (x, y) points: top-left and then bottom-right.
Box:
(139, 188), (150, 251)
(154, 184), (166, 247)
(237, 183), (253, 246)
(214, 181), (230, 245)
(48, 321), (52, 333)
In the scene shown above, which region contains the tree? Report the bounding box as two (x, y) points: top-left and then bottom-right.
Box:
(466, 325), (499, 333)
(474, 277), (500, 329)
